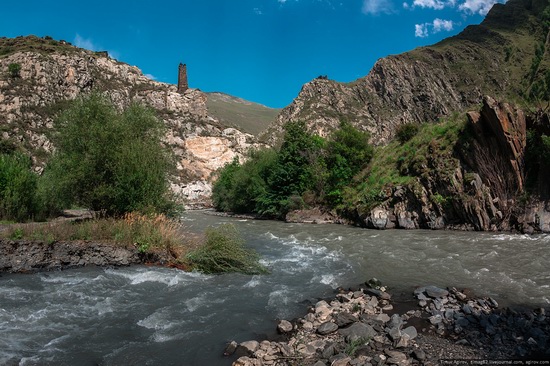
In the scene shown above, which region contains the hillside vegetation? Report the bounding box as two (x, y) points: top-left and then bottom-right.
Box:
(206, 92), (280, 136)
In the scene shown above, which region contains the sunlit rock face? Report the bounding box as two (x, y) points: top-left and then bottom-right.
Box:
(0, 36), (261, 207)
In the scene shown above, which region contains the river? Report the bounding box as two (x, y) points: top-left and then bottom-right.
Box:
(1, 211), (549, 365)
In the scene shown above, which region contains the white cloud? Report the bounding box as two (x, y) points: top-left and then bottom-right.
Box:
(433, 18), (454, 32)
(458, 0), (502, 14)
(362, 0), (393, 15)
(278, 0), (287, 3)
(413, 0), (445, 9)
(415, 18), (454, 37)
(254, 7), (263, 15)
(73, 34), (98, 51)
(403, 0), (457, 9)
(415, 23), (429, 37)
(144, 74), (156, 80)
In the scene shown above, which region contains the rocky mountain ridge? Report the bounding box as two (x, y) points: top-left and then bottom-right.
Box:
(263, 0), (549, 145)
(0, 36), (260, 206)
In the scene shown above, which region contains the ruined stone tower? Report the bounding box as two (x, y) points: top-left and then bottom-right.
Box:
(177, 63), (188, 93)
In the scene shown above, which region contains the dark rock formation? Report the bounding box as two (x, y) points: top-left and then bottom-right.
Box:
(354, 97), (550, 233)
(0, 239), (142, 273)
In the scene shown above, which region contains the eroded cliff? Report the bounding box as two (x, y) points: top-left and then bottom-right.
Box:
(0, 36), (260, 206)
(350, 97), (550, 233)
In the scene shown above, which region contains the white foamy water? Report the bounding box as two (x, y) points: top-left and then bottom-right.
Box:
(1, 211), (549, 365)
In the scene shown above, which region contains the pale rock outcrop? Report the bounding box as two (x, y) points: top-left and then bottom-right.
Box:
(0, 36), (259, 206)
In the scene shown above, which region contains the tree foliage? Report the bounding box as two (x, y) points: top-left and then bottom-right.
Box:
(212, 121), (373, 217)
(324, 121), (373, 205)
(0, 153), (40, 221)
(395, 123), (419, 143)
(42, 93), (174, 216)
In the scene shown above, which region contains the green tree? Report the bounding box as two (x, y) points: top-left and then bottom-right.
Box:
(212, 158), (241, 212)
(324, 122), (373, 205)
(41, 93), (174, 216)
(0, 153), (39, 221)
(266, 121), (322, 215)
(212, 148), (277, 214)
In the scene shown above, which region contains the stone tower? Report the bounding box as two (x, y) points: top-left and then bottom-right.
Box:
(177, 63), (188, 93)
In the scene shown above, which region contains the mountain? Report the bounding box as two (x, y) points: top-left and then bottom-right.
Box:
(263, 0), (550, 145)
(0, 35), (262, 206)
(206, 92), (280, 136)
(253, 0), (549, 233)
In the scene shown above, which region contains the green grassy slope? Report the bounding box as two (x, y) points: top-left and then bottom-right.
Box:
(206, 92), (280, 136)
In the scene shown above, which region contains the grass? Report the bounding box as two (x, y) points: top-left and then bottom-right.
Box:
(344, 337), (369, 356)
(185, 224), (268, 275)
(0, 214), (267, 275)
(342, 114), (467, 213)
(2, 212), (189, 254)
(206, 92), (280, 136)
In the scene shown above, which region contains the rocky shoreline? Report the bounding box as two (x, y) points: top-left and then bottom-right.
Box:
(227, 280), (550, 365)
(0, 239), (174, 273)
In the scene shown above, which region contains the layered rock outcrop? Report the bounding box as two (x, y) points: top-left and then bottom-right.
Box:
(0, 239), (141, 272)
(356, 97), (550, 233)
(0, 36), (259, 206)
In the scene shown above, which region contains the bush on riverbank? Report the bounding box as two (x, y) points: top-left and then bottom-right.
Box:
(0, 153), (41, 222)
(40, 93), (176, 217)
(185, 224), (268, 275)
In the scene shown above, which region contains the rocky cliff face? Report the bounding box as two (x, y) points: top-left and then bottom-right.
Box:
(0, 36), (259, 206)
(355, 97), (550, 233)
(265, 0), (549, 145)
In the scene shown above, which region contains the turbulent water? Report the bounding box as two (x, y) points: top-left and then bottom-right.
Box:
(1, 211), (549, 365)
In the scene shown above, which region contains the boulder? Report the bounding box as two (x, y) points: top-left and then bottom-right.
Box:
(365, 288), (391, 300)
(317, 321), (339, 335)
(224, 341), (238, 356)
(335, 312), (358, 327)
(339, 322), (378, 341)
(235, 341), (259, 357)
(402, 326), (418, 340)
(277, 320), (293, 333)
(424, 286), (449, 298)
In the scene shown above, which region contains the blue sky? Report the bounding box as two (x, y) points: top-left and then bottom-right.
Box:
(1, 0), (503, 108)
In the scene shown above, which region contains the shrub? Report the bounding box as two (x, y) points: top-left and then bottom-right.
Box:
(324, 122), (373, 205)
(41, 93), (175, 216)
(8, 63), (21, 78)
(395, 123), (419, 143)
(0, 153), (40, 222)
(185, 224), (268, 275)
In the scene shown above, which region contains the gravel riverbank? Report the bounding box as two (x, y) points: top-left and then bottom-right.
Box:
(227, 281), (550, 365)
